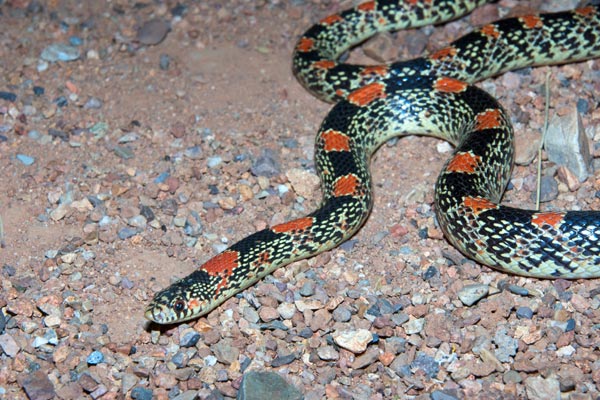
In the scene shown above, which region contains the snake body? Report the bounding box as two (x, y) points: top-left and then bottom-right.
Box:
(146, 1), (600, 324)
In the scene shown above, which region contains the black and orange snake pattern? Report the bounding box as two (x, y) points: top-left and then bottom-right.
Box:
(146, 1), (600, 324)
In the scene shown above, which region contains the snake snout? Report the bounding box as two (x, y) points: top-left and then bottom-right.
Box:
(144, 305), (168, 324)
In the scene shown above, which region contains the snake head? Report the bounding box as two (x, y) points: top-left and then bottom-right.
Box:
(145, 269), (219, 324)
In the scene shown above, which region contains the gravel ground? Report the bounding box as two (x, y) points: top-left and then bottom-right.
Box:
(1, 0), (600, 399)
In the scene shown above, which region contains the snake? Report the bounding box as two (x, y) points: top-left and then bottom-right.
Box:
(145, 1), (600, 324)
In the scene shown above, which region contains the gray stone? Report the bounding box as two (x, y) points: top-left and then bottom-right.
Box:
(0, 334), (20, 357)
(494, 328), (518, 362)
(137, 19), (170, 45)
(238, 371), (302, 400)
(411, 352), (439, 378)
(431, 390), (460, 400)
(40, 43), (80, 62)
(458, 284), (489, 306)
(524, 375), (560, 400)
(20, 371), (56, 400)
(251, 149), (281, 177)
(130, 387), (153, 400)
(212, 339), (239, 365)
(545, 110), (592, 182)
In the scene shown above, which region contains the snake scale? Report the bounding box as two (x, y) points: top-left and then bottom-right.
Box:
(146, 1), (600, 324)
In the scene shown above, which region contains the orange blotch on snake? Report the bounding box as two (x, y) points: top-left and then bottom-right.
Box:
(313, 60), (336, 69)
(406, 0), (433, 7)
(430, 47), (457, 60)
(334, 174), (361, 197)
(201, 250), (238, 276)
(347, 82), (386, 106)
(188, 298), (201, 310)
(357, 1), (375, 12)
(446, 152), (481, 173)
(320, 14), (343, 25)
(521, 15), (543, 29)
(480, 24), (500, 39)
(361, 65), (389, 76)
(463, 197), (497, 215)
(532, 212), (565, 228)
(258, 251), (270, 264)
(214, 277), (229, 296)
(475, 109), (502, 130)
(576, 6), (595, 16)
(272, 217), (314, 233)
(322, 129), (351, 152)
(296, 37), (314, 52)
(434, 77), (468, 93)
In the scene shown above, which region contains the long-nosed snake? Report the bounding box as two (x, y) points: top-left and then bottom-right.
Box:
(145, 1), (600, 324)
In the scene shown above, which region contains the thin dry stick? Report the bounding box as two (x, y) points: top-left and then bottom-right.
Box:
(0, 214), (4, 248)
(536, 71), (552, 211)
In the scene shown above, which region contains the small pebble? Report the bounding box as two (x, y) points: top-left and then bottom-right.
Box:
(201, 355), (217, 367)
(332, 329), (373, 353)
(171, 351), (188, 368)
(0, 91), (17, 102)
(159, 54), (170, 70)
(516, 306), (533, 319)
(332, 306), (352, 322)
(69, 36), (83, 46)
(423, 265), (439, 280)
(404, 317), (425, 334)
(28, 130), (41, 140)
(411, 352), (439, 378)
(54, 96), (68, 107)
(0, 334), (20, 357)
(207, 156), (222, 168)
(16, 154), (35, 166)
(184, 146), (202, 159)
(565, 318), (576, 332)
(503, 370), (522, 384)
(271, 353), (296, 367)
(431, 391), (459, 400)
(21, 371), (56, 400)
(251, 149), (281, 177)
(130, 387), (153, 400)
(525, 375), (560, 400)
(87, 350), (104, 365)
(238, 371), (302, 400)
(84, 97), (103, 109)
(317, 346), (339, 361)
(137, 19), (170, 45)
(154, 172), (170, 184)
(299, 281), (316, 297)
(180, 331), (201, 348)
(41, 43), (81, 62)
(118, 227), (139, 240)
(507, 284), (529, 296)
(458, 284), (489, 306)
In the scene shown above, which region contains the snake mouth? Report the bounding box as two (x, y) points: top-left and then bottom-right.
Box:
(144, 306), (168, 324)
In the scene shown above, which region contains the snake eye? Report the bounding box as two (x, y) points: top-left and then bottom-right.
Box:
(173, 299), (186, 312)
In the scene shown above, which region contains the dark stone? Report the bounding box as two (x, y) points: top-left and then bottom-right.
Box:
(271, 353), (296, 367)
(411, 352), (439, 378)
(0, 91), (17, 102)
(130, 387), (153, 400)
(20, 370), (56, 400)
(516, 306), (533, 319)
(238, 371), (302, 400)
(179, 331), (201, 348)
